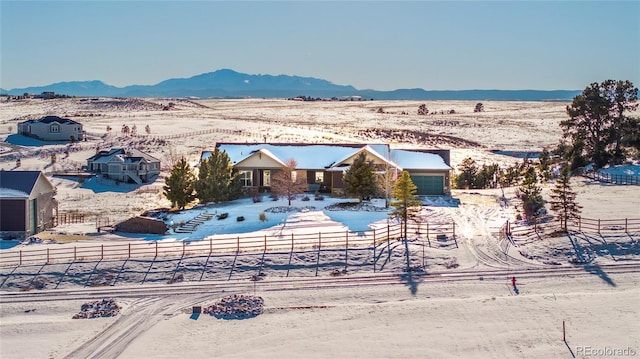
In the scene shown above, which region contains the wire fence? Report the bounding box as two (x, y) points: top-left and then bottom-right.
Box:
(501, 217), (640, 245)
(583, 172), (639, 185)
(0, 221), (458, 267)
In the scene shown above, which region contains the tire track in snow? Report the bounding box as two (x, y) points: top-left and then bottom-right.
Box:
(63, 295), (210, 359)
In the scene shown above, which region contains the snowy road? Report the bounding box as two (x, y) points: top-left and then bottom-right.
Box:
(2, 263), (639, 359)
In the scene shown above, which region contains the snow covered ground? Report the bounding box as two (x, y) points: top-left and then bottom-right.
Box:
(1, 98), (639, 358)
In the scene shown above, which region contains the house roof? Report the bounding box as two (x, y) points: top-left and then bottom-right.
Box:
(211, 143), (376, 169)
(209, 143), (451, 171)
(87, 148), (160, 164)
(22, 115), (81, 126)
(0, 170), (42, 198)
(390, 149), (452, 170)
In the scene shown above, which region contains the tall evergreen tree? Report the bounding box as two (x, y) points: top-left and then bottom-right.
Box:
(548, 167), (582, 232)
(562, 80), (638, 168)
(163, 157), (196, 210)
(538, 147), (552, 181)
(343, 152), (377, 202)
(516, 167), (545, 223)
(475, 163), (499, 189)
(195, 149), (240, 203)
(390, 171), (422, 240)
(453, 157), (478, 189)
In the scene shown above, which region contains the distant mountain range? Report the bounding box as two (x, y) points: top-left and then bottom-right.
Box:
(0, 69), (581, 101)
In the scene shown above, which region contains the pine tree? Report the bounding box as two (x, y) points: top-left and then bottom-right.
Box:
(549, 167), (582, 232)
(343, 152), (377, 202)
(562, 80), (638, 168)
(163, 157), (196, 210)
(453, 157), (478, 189)
(390, 171), (422, 240)
(271, 159), (307, 206)
(538, 147), (552, 181)
(195, 148), (240, 203)
(516, 167), (545, 223)
(475, 163), (499, 189)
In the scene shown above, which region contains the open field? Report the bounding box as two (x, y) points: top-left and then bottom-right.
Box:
(1, 97), (639, 358)
(0, 97), (573, 226)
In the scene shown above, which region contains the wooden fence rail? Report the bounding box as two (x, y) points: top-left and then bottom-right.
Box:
(0, 221), (457, 267)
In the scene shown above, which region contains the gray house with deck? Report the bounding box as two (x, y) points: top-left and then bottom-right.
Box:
(86, 148), (161, 184)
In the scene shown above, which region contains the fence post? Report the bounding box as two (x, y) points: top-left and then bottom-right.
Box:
(373, 235), (376, 273)
(46, 248), (50, 263)
(183, 241), (186, 256)
(264, 235), (267, 252)
(19, 250), (22, 266)
(318, 232), (321, 250)
(128, 243), (131, 259)
(237, 236), (240, 252)
(74, 246), (77, 262)
(291, 233), (294, 252)
(625, 218), (628, 233)
(345, 231), (349, 270)
(453, 222), (456, 238)
(427, 222), (430, 242)
(101, 244), (104, 260)
(209, 237), (212, 255)
(155, 241), (158, 257)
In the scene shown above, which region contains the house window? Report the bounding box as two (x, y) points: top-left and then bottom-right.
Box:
(315, 172), (324, 183)
(240, 170), (253, 187)
(291, 171), (297, 183)
(50, 124), (60, 133)
(263, 170), (271, 186)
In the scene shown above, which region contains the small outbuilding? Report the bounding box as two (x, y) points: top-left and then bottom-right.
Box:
(114, 216), (168, 234)
(0, 170), (57, 239)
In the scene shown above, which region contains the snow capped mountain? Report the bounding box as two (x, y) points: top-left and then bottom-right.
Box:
(2, 69), (580, 100)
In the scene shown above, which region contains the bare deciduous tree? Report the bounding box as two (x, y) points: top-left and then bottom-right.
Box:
(271, 159), (307, 206)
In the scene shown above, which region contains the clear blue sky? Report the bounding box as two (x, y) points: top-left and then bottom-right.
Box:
(1, 1), (638, 91)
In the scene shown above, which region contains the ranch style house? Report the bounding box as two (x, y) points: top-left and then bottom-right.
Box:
(86, 148), (161, 184)
(202, 143), (452, 196)
(17, 115), (84, 142)
(0, 170), (57, 239)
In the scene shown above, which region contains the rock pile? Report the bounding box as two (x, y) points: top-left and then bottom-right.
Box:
(72, 298), (121, 319)
(203, 294), (264, 320)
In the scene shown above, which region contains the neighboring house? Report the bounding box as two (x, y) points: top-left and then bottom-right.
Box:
(201, 143), (452, 196)
(0, 170), (57, 239)
(17, 115), (84, 141)
(86, 148), (161, 184)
